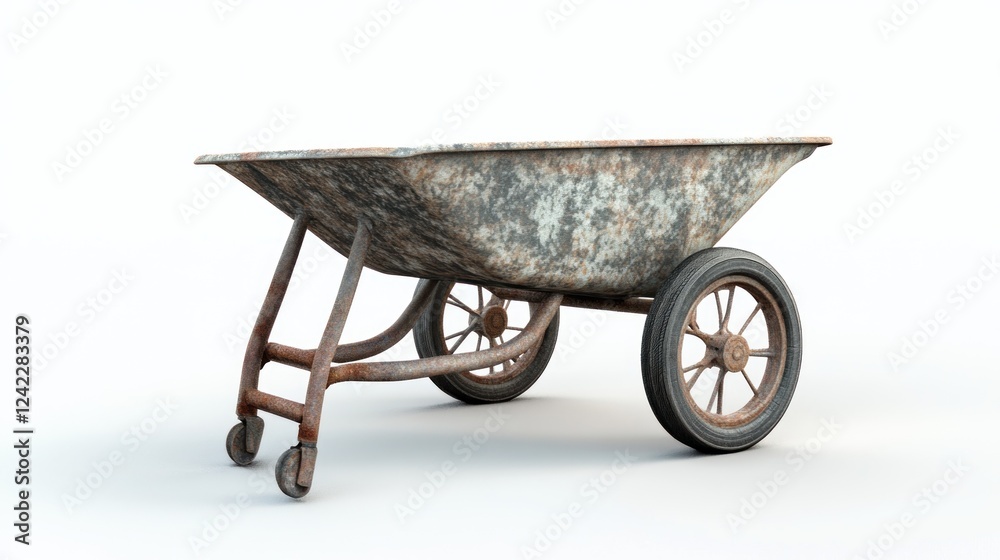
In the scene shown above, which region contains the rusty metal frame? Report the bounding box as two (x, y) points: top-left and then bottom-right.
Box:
(263, 279), (441, 368)
(490, 287), (652, 315)
(231, 215), (679, 489)
(231, 215), (569, 489)
(234, 214), (639, 429)
(297, 219), (372, 440)
(326, 292), (562, 384)
(236, 211), (308, 421)
(254, 287), (563, 385)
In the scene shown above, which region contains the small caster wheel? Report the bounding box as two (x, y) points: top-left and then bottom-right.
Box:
(225, 416), (264, 466)
(275, 447), (311, 498)
(226, 424), (255, 466)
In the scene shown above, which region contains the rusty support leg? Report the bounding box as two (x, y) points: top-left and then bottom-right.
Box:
(235, 212), (308, 453)
(264, 279), (442, 369)
(294, 219), (372, 487)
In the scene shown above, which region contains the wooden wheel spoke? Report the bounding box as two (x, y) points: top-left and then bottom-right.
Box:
(498, 334), (505, 345)
(475, 335), (482, 352)
(721, 287), (735, 331)
(486, 339), (496, 375)
(740, 369), (758, 396)
(714, 291), (724, 328)
(738, 303), (761, 336)
(717, 372), (724, 414)
(445, 324), (475, 341)
(447, 327), (474, 354)
(685, 326), (710, 342)
(686, 311), (710, 341)
(447, 295), (478, 316)
(750, 348), (776, 358)
(706, 371), (724, 413)
(506, 326), (524, 332)
(503, 298), (511, 310)
(478, 286), (484, 310)
(682, 359), (709, 373)
(685, 365), (708, 391)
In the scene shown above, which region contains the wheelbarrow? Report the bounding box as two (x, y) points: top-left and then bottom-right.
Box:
(194, 137), (831, 498)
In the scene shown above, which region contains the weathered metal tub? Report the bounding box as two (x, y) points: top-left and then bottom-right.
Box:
(195, 138), (830, 298)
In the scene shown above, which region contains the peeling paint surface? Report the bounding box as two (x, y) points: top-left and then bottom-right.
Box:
(197, 139), (829, 298)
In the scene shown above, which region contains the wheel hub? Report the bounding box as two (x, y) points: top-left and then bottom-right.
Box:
(480, 305), (507, 338)
(705, 332), (750, 373)
(721, 335), (750, 372)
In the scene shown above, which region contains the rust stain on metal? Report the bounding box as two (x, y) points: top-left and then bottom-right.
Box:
(264, 279), (440, 369)
(196, 138), (830, 298)
(326, 292), (562, 384)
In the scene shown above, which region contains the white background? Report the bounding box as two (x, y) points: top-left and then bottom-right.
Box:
(2, 1), (998, 559)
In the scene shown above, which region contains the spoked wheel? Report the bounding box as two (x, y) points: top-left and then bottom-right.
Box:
(641, 248), (801, 453)
(414, 280), (560, 404)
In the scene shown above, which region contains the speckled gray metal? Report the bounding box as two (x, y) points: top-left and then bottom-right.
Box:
(196, 138), (829, 298)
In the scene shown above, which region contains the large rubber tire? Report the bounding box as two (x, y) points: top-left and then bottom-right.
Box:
(641, 248), (802, 453)
(414, 280), (560, 404)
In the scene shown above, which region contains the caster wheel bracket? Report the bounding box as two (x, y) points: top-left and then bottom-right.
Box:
(240, 415), (265, 455)
(296, 444), (317, 488)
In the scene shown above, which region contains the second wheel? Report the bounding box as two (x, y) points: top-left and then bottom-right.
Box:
(413, 280), (560, 404)
(641, 248), (802, 453)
